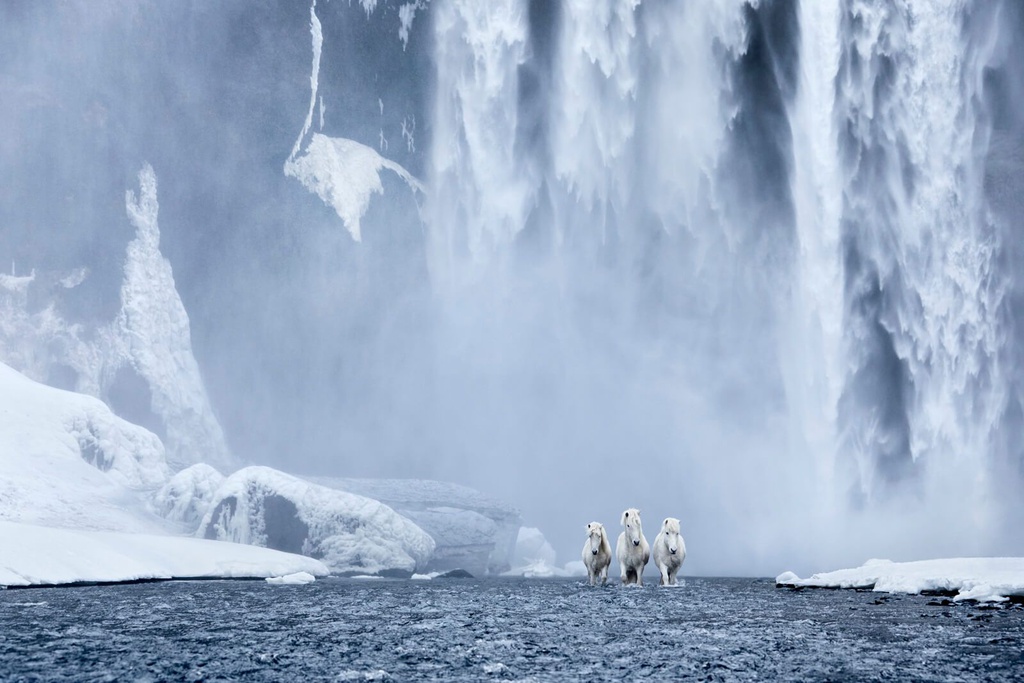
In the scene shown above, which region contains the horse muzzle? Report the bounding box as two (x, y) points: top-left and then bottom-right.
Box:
(669, 548), (677, 555)
(591, 549), (599, 556)
(632, 540), (640, 547)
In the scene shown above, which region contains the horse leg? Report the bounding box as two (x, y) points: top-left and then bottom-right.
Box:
(660, 564), (669, 586)
(620, 562), (629, 584)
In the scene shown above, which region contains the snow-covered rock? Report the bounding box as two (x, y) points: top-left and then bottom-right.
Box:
(199, 467), (435, 575)
(776, 558), (1024, 603)
(512, 527), (557, 568)
(152, 463), (225, 530)
(312, 477), (521, 576)
(0, 360), (169, 533)
(0, 520), (327, 588)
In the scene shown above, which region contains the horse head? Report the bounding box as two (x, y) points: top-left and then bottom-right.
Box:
(585, 522), (605, 556)
(661, 517), (681, 555)
(621, 508), (643, 547)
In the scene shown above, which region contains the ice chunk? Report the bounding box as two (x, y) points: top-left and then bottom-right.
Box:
(200, 467), (435, 575)
(266, 571), (317, 585)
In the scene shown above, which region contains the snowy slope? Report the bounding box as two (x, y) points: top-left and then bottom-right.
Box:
(199, 467), (435, 575)
(777, 558), (1024, 603)
(0, 360), (169, 533)
(0, 520), (327, 588)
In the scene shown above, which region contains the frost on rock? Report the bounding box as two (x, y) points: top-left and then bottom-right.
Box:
(0, 360), (169, 533)
(152, 463), (225, 531)
(199, 467), (435, 575)
(313, 477), (521, 575)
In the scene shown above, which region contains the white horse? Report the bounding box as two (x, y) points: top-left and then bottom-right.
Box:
(652, 517), (686, 586)
(581, 522), (612, 586)
(616, 508), (650, 586)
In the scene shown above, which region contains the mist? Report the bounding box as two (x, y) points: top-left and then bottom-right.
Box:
(2, 0), (1023, 577)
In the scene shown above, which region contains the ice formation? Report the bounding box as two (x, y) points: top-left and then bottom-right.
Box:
(313, 477), (521, 575)
(199, 467), (435, 575)
(152, 463), (225, 531)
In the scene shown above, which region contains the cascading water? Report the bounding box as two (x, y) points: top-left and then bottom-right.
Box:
(3, 0), (1022, 575)
(412, 0), (1022, 568)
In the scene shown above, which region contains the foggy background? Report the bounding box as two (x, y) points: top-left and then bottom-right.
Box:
(2, 0), (1023, 576)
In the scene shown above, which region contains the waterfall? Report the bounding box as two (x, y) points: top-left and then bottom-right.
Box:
(408, 0), (1022, 565)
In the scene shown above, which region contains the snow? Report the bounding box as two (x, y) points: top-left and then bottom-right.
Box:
(0, 520), (327, 588)
(313, 477), (521, 575)
(199, 467), (435, 575)
(0, 360), (169, 533)
(152, 463), (225, 530)
(284, 133), (422, 242)
(266, 571), (317, 585)
(776, 558), (1024, 603)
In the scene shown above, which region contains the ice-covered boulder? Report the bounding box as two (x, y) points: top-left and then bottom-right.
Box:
(199, 467), (435, 575)
(312, 477), (521, 575)
(513, 527), (557, 568)
(152, 463), (225, 530)
(0, 360), (169, 532)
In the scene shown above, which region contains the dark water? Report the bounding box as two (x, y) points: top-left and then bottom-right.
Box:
(1, 577), (1022, 681)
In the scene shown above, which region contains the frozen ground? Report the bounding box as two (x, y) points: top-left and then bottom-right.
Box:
(777, 558), (1024, 603)
(1, 577), (1021, 681)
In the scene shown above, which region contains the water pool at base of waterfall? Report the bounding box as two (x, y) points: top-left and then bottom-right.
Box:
(2, 577), (1022, 681)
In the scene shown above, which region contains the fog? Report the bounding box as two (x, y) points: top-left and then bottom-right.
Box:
(2, 0), (1023, 576)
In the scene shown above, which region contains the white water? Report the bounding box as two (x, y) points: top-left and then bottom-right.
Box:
(398, 0), (1019, 570)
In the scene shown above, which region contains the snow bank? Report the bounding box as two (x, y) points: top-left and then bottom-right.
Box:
(0, 520), (327, 588)
(0, 360), (169, 532)
(200, 467), (435, 575)
(313, 477), (521, 575)
(152, 463), (225, 530)
(266, 571), (317, 585)
(776, 558), (1024, 603)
